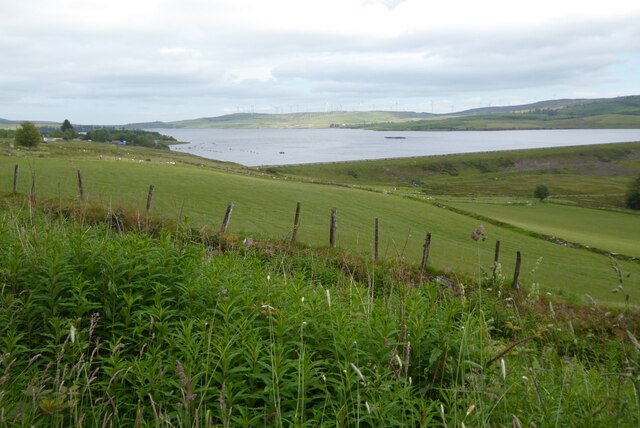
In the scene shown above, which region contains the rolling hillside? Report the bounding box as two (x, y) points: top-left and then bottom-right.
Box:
(1, 139), (639, 304)
(124, 95), (640, 130)
(128, 111), (434, 129)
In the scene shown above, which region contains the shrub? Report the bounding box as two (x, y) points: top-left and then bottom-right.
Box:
(626, 174), (640, 210)
(14, 121), (41, 147)
(534, 184), (549, 201)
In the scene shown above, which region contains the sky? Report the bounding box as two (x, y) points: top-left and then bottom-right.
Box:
(1, 0), (640, 125)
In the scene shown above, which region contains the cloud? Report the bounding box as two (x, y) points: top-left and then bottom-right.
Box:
(0, 0), (639, 122)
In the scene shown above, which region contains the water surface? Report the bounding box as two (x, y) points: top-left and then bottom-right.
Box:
(159, 128), (640, 166)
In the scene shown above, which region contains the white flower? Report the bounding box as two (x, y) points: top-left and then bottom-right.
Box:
(350, 363), (365, 382)
(69, 325), (76, 343)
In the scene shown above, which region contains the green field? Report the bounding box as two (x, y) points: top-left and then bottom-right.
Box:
(444, 200), (640, 257)
(1, 139), (639, 305)
(273, 142), (640, 207)
(3, 135), (640, 426)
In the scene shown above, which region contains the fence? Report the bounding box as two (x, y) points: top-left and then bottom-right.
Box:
(10, 164), (525, 288)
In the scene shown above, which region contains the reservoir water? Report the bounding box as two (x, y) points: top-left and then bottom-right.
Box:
(159, 128), (640, 167)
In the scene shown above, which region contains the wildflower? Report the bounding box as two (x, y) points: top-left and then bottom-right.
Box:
(471, 225), (487, 241)
(69, 325), (76, 343)
(365, 401), (372, 414)
(627, 330), (640, 351)
(267, 274), (271, 282)
(466, 404), (476, 417)
(394, 354), (403, 369)
(512, 415), (523, 428)
(301, 296), (305, 304)
(111, 343), (125, 356)
(89, 312), (100, 339)
(350, 363), (365, 382)
(439, 403), (447, 427)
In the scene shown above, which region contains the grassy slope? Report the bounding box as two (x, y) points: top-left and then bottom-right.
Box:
(444, 200), (640, 257)
(364, 114), (640, 131)
(3, 208), (637, 426)
(166, 111), (431, 129)
(1, 140), (639, 304)
(273, 142), (640, 207)
(362, 96), (640, 130)
(134, 96), (640, 130)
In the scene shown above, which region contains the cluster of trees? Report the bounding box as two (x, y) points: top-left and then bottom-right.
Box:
(10, 120), (177, 151)
(83, 128), (176, 149)
(0, 129), (16, 138)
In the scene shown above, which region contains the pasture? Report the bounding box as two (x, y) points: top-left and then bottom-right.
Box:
(1, 139), (638, 304)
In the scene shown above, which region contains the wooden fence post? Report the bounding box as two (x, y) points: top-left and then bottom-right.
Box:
(30, 173), (35, 203)
(291, 202), (301, 244)
(374, 218), (380, 262)
(13, 164), (19, 194)
(492, 240), (501, 280)
(512, 251), (521, 289)
(220, 203), (234, 234)
(421, 232), (432, 276)
(77, 170), (85, 201)
(329, 208), (337, 248)
(146, 185), (155, 213)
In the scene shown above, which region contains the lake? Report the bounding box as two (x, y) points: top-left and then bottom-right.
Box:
(158, 128), (640, 166)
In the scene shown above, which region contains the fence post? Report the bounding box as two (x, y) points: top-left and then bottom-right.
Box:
(146, 185), (155, 213)
(220, 203), (234, 234)
(421, 232), (432, 276)
(77, 170), (85, 201)
(374, 218), (380, 262)
(492, 240), (501, 280)
(512, 251), (521, 289)
(329, 208), (337, 248)
(13, 164), (19, 194)
(291, 202), (301, 244)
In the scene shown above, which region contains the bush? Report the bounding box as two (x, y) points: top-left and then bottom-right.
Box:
(534, 184), (549, 201)
(626, 175), (640, 210)
(14, 121), (41, 147)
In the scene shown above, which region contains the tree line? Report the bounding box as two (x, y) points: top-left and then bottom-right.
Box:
(11, 120), (176, 150)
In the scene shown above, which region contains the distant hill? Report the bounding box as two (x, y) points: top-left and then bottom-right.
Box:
(0, 118), (61, 127)
(126, 111), (434, 129)
(454, 95), (640, 117)
(124, 95), (640, 130)
(362, 95), (640, 131)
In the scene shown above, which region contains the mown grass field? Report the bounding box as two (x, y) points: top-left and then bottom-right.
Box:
(444, 200), (640, 258)
(1, 139), (639, 305)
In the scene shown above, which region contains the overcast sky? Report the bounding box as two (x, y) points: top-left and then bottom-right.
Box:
(1, 0), (640, 124)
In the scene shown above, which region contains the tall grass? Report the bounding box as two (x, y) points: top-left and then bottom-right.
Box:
(0, 202), (638, 426)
